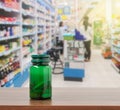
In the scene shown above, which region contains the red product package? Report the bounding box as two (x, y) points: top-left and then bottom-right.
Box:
(12, 0), (19, 9)
(12, 17), (16, 22)
(11, 0), (16, 9)
(9, 17), (13, 22)
(0, 17), (4, 22)
(4, 17), (9, 22)
(4, 0), (12, 8)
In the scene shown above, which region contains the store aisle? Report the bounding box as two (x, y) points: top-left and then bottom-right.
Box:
(23, 49), (120, 88)
(52, 49), (120, 88)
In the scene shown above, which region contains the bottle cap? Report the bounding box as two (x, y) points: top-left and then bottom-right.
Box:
(31, 59), (50, 64)
(31, 54), (50, 59)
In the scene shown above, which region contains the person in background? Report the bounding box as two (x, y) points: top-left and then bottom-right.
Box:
(82, 16), (92, 62)
(64, 22), (69, 32)
(58, 21), (65, 54)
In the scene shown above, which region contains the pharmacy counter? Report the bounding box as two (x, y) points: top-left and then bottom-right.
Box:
(0, 88), (120, 110)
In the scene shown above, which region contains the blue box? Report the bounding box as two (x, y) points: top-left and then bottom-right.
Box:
(64, 68), (85, 78)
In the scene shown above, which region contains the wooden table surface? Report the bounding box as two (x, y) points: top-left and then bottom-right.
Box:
(0, 88), (120, 110)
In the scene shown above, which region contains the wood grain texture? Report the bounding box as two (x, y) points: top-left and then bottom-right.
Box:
(0, 106), (120, 110)
(0, 88), (120, 110)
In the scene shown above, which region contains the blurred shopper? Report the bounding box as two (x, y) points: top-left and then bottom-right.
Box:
(58, 21), (65, 54)
(82, 16), (92, 62)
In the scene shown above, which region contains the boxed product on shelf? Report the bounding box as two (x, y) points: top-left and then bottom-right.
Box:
(22, 39), (32, 46)
(38, 34), (44, 40)
(22, 27), (34, 34)
(22, 47), (30, 56)
(0, 45), (5, 52)
(23, 18), (35, 25)
(13, 26), (20, 36)
(0, 39), (20, 53)
(22, 3), (35, 16)
(37, 18), (45, 25)
(22, 36), (34, 56)
(38, 28), (44, 33)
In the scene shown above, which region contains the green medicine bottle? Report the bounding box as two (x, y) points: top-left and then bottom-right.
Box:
(30, 55), (52, 100)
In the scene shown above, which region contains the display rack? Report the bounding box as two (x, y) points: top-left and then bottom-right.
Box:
(0, 0), (55, 87)
(111, 33), (120, 73)
(0, 0), (21, 87)
(36, 0), (56, 54)
(64, 39), (85, 81)
(51, 12), (56, 47)
(111, 19), (120, 73)
(21, 0), (36, 71)
(110, 0), (120, 73)
(36, 0), (46, 54)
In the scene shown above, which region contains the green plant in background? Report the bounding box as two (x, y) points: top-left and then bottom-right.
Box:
(93, 20), (103, 46)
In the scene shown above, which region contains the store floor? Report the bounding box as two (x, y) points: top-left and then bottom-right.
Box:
(23, 49), (120, 88)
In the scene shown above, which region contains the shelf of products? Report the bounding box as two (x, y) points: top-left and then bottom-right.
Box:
(64, 41), (85, 62)
(0, 46), (20, 57)
(23, 32), (36, 36)
(110, 0), (120, 73)
(0, 38), (20, 55)
(38, 26), (44, 33)
(0, 16), (20, 25)
(111, 15), (120, 72)
(22, 18), (35, 26)
(36, 1), (45, 54)
(36, 2), (45, 13)
(50, 13), (55, 47)
(112, 54), (120, 62)
(22, 55), (31, 71)
(0, 0), (20, 13)
(0, 51), (20, 87)
(0, 0), (55, 87)
(0, 0), (21, 87)
(0, 35), (20, 41)
(0, 25), (20, 37)
(22, 0), (36, 64)
(22, 36), (34, 55)
(112, 38), (120, 61)
(22, 0), (35, 8)
(37, 33), (44, 54)
(22, 0), (35, 17)
(45, 9), (51, 51)
(22, 26), (35, 36)
(111, 38), (120, 71)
